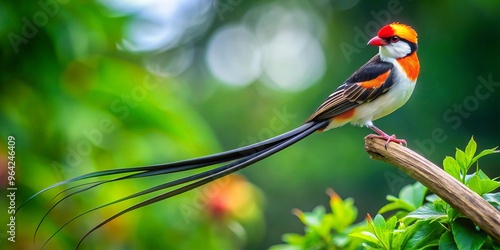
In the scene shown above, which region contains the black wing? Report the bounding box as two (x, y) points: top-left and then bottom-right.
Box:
(306, 54), (395, 122)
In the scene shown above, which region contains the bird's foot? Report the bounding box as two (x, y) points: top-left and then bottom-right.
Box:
(367, 133), (407, 149)
(367, 125), (407, 149)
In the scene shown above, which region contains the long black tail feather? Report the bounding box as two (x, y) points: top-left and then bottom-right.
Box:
(20, 120), (329, 249)
(18, 122), (319, 212)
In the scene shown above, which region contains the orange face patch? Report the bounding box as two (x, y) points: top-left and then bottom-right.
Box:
(359, 71), (390, 89)
(397, 53), (420, 81)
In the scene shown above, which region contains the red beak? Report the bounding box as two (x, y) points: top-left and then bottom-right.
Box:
(367, 36), (387, 46)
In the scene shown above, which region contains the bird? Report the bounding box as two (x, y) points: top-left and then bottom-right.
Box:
(20, 22), (419, 248)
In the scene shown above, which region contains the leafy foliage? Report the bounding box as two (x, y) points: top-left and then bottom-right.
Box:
(273, 137), (500, 250)
(270, 189), (366, 250)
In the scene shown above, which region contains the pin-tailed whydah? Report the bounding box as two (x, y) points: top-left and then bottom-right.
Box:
(19, 22), (419, 248)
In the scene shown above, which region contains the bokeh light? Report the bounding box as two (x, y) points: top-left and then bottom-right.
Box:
(251, 5), (326, 91)
(101, 0), (214, 52)
(206, 3), (327, 91)
(206, 24), (262, 87)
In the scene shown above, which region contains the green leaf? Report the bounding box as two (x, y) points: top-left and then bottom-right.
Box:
(386, 195), (398, 201)
(302, 206), (326, 227)
(282, 233), (305, 245)
(373, 214), (397, 249)
(439, 231), (458, 250)
(444, 156), (461, 181)
(349, 231), (380, 245)
(366, 214), (398, 249)
(483, 192), (500, 201)
(465, 137), (477, 162)
(451, 218), (487, 250)
(425, 194), (439, 203)
(467, 175), (500, 196)
(361, 242), (385, 250)
(269, 244), (302, 250)
(404, 221), (445, 249)
(331, 233), (351, 248)
(471, 147), (499, 165)
(455, 149), (469, 174)
(328, 191), (358, 232)
(318, 214), (335, 237)
(379, 183), (427, 215)
(416, 239), (440, 249)
(483, 192), (500, 211)
(379, 199), (414, 215)
(400, 182), (427, 209)
(391, 219), (422, 249)
(378, 201), (400, 215)
(406, 203), (447, 220)
(447, 207), (459, 221)
(475, 169), (491, 180)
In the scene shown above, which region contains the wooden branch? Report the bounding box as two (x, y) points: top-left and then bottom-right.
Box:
(364, 136), (500, 242)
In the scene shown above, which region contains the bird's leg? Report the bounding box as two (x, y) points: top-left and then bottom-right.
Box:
(367, 125), (407, 149)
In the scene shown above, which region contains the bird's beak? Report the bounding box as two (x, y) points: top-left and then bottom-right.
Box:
(367, 36), (387, 46)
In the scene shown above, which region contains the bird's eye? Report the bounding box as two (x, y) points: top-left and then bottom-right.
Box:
(390, 36), (400, 43)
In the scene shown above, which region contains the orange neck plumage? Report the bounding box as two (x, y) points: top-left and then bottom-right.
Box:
(397, 52), (420, 81)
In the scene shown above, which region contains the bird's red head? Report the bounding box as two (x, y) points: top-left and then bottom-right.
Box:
(368, 23), (418, 46)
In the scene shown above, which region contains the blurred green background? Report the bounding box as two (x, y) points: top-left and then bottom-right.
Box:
(1, 0), (500, 249)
